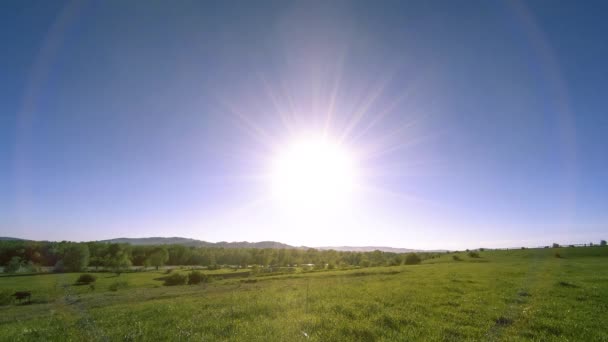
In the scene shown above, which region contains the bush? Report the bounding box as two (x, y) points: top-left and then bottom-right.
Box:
(4, 256), (23, 273)
(164, 269), (173, 274)
(164, 273), (187, 286)
(0, 290), (13, 305)
(404, 253), (421, 265)
(75, 274), (97, 285)
(452, 255), (462, 261)
(109, 281), (129, 291)
(555, 252), (562, 258)
(187, 271), (208, 285)
(468, 251), (480, 258)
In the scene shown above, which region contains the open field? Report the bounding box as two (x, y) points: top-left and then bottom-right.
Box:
(1, 247), (607, 341)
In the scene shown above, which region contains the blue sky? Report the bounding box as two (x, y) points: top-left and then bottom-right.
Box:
(1, 0), (607, 249)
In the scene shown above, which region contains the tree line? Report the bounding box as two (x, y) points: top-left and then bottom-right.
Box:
(0, 240), (426, 273)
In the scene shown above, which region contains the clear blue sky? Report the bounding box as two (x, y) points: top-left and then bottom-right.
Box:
(1, 0), (607, 249)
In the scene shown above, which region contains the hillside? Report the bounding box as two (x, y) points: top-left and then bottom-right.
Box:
(3, 236), (425, 252)
(99, 237), (296, 249)
(317, 246), (422, 253)
(0, 237), (29, 241)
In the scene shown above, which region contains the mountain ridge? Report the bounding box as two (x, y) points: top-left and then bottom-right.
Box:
(1, 236), (432, 252)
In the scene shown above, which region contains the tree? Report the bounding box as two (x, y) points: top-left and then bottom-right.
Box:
(405, 253), (421, 265)
(4, 256), (24, 273)
(552, 243), (560, 248)
(106, 251), (132, 275)
(62, 244), (90, 272)
(148, 248), (169, 270)
(601, 240), (607, 247)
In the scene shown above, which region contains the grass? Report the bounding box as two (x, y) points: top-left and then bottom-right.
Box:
(0, 247), (607, 341)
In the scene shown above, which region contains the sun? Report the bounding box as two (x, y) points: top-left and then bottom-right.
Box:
(270, 136), (358, 210)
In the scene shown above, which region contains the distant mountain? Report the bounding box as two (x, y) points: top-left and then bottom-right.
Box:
(3, 236), (436, 252)
(0, 237), (29, 241)
(316, 246), (420, 253)
(99, 237), (296, 249)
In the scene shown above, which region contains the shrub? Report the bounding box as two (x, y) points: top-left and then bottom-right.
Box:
(404, 253), (421, 265)
(0, 290), (13, 305)
(187, 271), (208, 285)
(4, 256), (23, 273)
(452, 255), (462, 261)
(164, 273), (187, 286)
(468, 251), (480, 258)
(555, 252), (562, 258)
(109, 281), (129, 291)
(164, 269), (173, 274)
(75, 274), (97, 285)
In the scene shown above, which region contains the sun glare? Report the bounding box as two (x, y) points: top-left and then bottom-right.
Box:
(270, 137), (358, 210)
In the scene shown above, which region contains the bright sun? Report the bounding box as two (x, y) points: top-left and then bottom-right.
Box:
(270, 137), (358, 210)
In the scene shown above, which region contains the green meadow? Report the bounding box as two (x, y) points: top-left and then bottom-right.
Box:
(1, 247), (607, 341)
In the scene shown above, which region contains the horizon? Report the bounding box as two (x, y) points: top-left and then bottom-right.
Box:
(2, 1), (607, 250)
(2, 234), (604, 251)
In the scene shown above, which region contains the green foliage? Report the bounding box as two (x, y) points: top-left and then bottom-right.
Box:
(404, 253), (421, 265)
(2, 240), (436, 271)
(452, 255), (462, 261)
(187, 271), (207, 285)
(0, 289), (13, 305)
(108, 281), (129, 292)
(61, 244), (90, 272)
(4, 256), (24, 273)
(105, 244), (132, 274)
(164, 273), (187, 286)
(75, 274), (96, 285)
(468, 251), (480, 258)
(601, 240), (607, 247)
(552, 243), (560, 248)
(388, 256), (402, 266)
(148, 248), (169, 270)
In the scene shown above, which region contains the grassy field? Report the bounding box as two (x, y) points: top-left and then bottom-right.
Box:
(0, 247), (607, 341)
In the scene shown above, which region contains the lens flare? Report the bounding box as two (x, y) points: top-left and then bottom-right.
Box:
(270, 136), (358, 210)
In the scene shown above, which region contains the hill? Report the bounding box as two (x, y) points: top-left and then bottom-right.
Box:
(3, 236), (426, 252)
(0, 237), (29, 241)
(99, 237), (296, 249)
(316, 246), (420, 253)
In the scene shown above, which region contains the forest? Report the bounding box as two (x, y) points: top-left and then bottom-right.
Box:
(0, 240), (424, 273)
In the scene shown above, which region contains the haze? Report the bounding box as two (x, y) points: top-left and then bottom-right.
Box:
(1, 1), (607, 250)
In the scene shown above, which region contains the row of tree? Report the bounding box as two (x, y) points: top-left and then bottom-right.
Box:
(0, 240), (427, 273)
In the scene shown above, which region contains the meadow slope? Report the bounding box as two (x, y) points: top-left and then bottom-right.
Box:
(0, 247), (607, 341)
